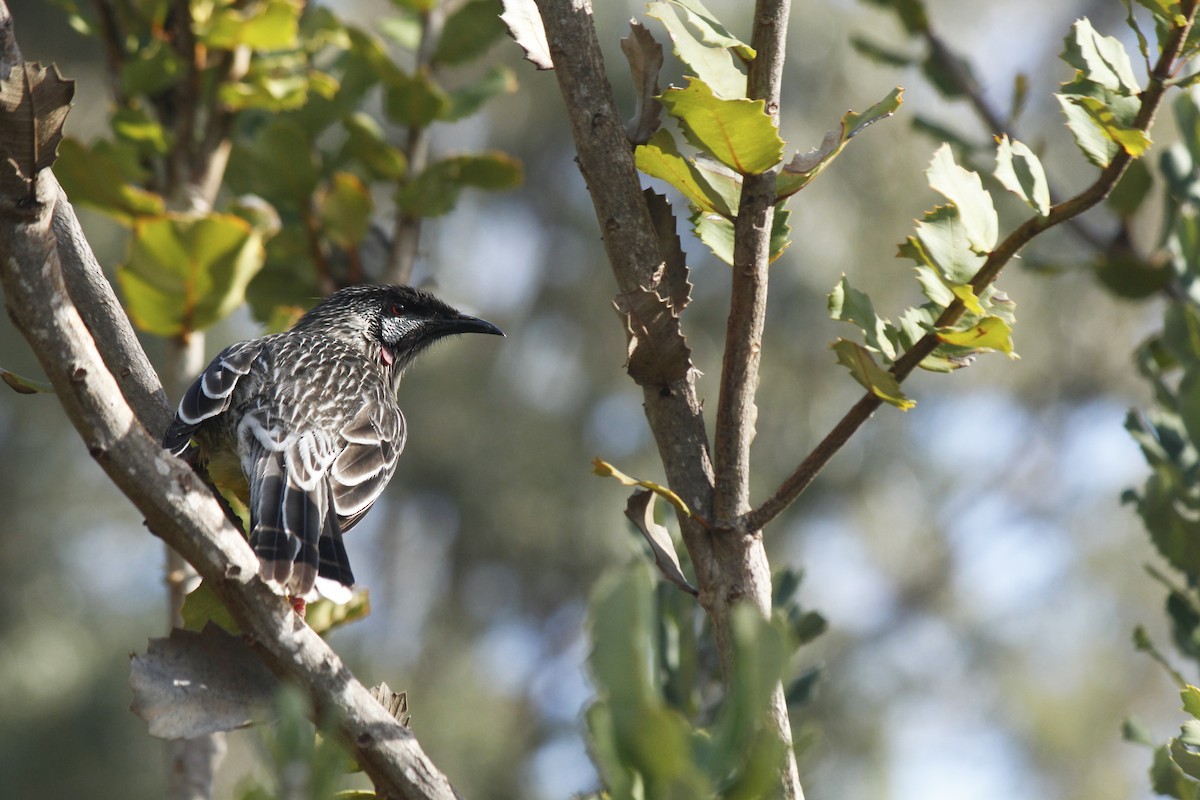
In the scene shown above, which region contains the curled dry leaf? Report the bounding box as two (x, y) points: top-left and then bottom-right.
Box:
(500, 0), (553, 70)
(0, 61), (74, 198)
(643, 189), (691, 313)
(621, 21), (664, 145)
(624, 489), (698, 596)
(370, 682), (411, 727)
(129, 624), (277, 739)
(612, 286), (692, 387)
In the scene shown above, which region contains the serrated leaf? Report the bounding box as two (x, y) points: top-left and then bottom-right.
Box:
(624, 490), (698, 595)
(434, 0), (507, 66)
(643, 189), (692, 313)
(831, 339), (915, 410)
(500, 0), (553, 69)
(636, 129), (731, 216)
(1062, 17), (1141, 95)
(926, 143), (998, 252)
(1057, 93), (1120, 167)
(994, 135), (1050, 216)
(1183, 685), (1200, 718)
(661, 79), (783, 175)
(646, 2), (746, 99)
(622, 20), (665, 145)
(611, 287), (693, 386)
(120, 213), (266, 336)
(949, 283), (984, 314)
(777, 87), (903, 198)
(130, 624), (276, 739)
(692, 203), (790, 265)
(936, 316), (1016, 357)
(0, 61), (75, 195)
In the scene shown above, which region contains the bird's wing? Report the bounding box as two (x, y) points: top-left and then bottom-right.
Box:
(162, 340), (262, 454)
(244, 402), (404, 595)
(244, 416), (346, 595)
(329, 402), (407, 531)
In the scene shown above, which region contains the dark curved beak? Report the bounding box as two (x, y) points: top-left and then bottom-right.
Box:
(444, 313), (504, 338)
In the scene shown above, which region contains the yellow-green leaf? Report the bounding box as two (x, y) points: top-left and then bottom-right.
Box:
(831, 339), (915, 410)
(936, 316), (1017, 357)
(592, 458), (691, 518)
(660, 78), (783, 176)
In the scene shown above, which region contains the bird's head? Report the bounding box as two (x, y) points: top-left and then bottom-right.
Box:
(293, 285), (503, 382)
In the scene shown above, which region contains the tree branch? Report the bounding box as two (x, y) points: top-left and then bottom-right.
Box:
(746, 0), (1200, 534)
(0, 173), (461, 800)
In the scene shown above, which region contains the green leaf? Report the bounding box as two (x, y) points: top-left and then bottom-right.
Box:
(850, 35), (916, 68)
(636, 129), (732, 216)
(1107, 157), (1153, 218)
(993, 135), (1050, 216)
(54, 138), (165, 224)
(111, 107), (169, 155)
(646, 2), (746, 99)
(660, 78), (783, 175)
(181, 581), (240, 634)
(1093, 250), (1171, 299)
(831, 339), (915, 410)
(1183, 685), (1200, 718)
(1153, 742), (1200, 800)
(926, 143), (998, 252)
(592, 458), (691, 518)
(433, 0), (507, 66)
(666, 0), (755, 61)
(443, 65), (517, 121)
(384, 69), (453, 126)
(1057, 93), (1119, 167)
(341, 113), (408, 180)
(828, 275), (897, 360)
(120, 213), (266, 336)
(395, 152), (522, 217)
(777, 87), (903, 198)
(225, 120), (318, 213)
(306, 590), (371, 635)
(936, 316), (1017, 358)
(316, 172), (373, 249)
(691, 204), (789, 266)
(1173, 738), (1200, 782)
(860, 0), (929, 35)
(0, 366), (52, 394)
(1062, 17), (1141, 95)
(1068, 94), (1151, 156)
(204, 0), (301, 50)
(119, 40), (184, 97)
(910, 204), (986, 285)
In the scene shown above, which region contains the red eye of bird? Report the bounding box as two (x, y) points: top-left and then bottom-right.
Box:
(389, 303), (404, 316)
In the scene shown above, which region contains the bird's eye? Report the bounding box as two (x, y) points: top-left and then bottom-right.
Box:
(389, 303), (404, 316)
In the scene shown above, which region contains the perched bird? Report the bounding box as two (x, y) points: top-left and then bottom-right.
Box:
(163, 285), (503, 598)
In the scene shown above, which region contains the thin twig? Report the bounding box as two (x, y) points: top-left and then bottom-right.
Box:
(746, 0), (1200, 534)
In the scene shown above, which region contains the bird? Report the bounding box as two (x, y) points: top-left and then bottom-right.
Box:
(162, 284), (503, 600)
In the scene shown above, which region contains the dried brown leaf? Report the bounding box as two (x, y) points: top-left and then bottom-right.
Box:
(0, 62), (74, 196)
(621, 20), (664, 144)
(624, 490), (698, 595)
(370, 682), (411, 727)
(612, 286), (692, 387)
(500, 0), (553, 70)
(643, 189), (691, 313)
(129, 624), (277, 739)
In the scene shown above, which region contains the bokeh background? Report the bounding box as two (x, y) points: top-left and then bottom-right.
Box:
(0, 0), (1186, 798)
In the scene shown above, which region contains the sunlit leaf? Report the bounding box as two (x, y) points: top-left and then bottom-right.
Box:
(1062, 17), (1141, 95)
(661, 79), (783, 175)
(500, 0), (553, 69)
(395, 152), (522, 217)
(636, 129), (731, 216)
(592, 458), (691, 518)
(646, 2), (746, 99)
(316, 172), (373, 249)
(204, 0), (302, 50)
(0, 366), (52, 394)
(831, 339), (915, 410)
(55, 138), (165, 224)
(936, 316), (1017, 357)
(993, 135), (1050, 216)
(926, 143), (998, 252)
(828, 275), (897, 360)
(120, 213), (267, 336)
(667, 0), (755, 61)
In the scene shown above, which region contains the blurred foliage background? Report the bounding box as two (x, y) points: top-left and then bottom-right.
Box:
(0, 0), (1188, 797)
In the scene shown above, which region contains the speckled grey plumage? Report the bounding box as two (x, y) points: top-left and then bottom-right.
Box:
(163, 285), (503, 596)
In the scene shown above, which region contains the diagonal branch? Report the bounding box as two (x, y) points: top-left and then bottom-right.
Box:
(746, 0), (1200, 534)
(0, 170), (462, 800)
